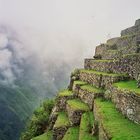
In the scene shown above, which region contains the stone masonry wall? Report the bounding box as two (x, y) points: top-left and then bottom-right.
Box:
(55, 95), (75, 112)
(72, 82), (104, 110)
(79, 71), (128, 89)
(107, 86), (140, 124)
(94, 31), (140, 60)
(84, 59), (119, 73)
(66, 104), (84, 126)
(84, 54), (140, 80)
(121, 19), (140, 36)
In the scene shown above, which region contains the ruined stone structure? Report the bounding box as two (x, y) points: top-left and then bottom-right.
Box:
(32, 19), (140, 140)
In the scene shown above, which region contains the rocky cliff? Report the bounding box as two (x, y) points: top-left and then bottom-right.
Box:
(22, 19), (140, 140)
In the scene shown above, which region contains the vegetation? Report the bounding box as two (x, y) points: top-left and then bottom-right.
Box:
(20, 99), (54, 140)
(92, 59), (118, 62)
(32, 131), (53, 140)
(62, 127), (79, 140)
(95, 98), (140, 140)
(113, 80), (140, 95)
(79, 112), (96, 140)
(54, 112), (70, 128)
(73, 80), (87, 86)
(80, 69), (128, 77)
(0, 86), (39, 140)
(80, 84), (104, 93)
(67, 99), (89, 111)
(71, 69), (80, 77)
(58, 90), (73, 97)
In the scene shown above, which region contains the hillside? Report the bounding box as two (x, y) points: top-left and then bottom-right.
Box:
(21, 19), (140, 140)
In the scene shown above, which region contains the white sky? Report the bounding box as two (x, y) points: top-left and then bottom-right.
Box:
(0, 0), (139, 60)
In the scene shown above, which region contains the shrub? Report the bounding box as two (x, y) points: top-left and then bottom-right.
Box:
(20, 99), (54, 140)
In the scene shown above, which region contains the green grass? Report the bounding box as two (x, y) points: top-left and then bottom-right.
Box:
(58, 90), (73, 97)
(123, 53), (140, 58)
(67, 99), (89, 111)
(32, 131), (53, 140)
(54, 112), (70, 128)
(80, 84), (104, 93)
(107, 50), (118, 53)
(80, 69), (127, 77)
(62, 127), (79, 140)
(91, 59), (117, 63)
(79, 112), (96, 140)
(95, 98), (140, 140)
(73, 80), (87, 86)
(113, 80), (140, 95)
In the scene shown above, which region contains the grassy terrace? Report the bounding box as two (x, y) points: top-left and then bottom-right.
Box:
(113, 80), (140, 95)
(80, 69), (127, 77)
(58, 90), (73, 97)
(67, 99), (89, 111)
(73, 80), (87, 86)
(62, 127), (79, 140)
(79, 112), (96, 140)
(123, 53), (140, 58)
(54, 112), (70, 128)
(95, 98), (140, 140)
(90, 59), (118, 63)
(80, 84), (104, 93)
(32, 131), (53, 140)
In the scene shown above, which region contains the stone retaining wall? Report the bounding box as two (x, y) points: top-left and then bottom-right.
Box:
(72, 84), (103, 110)
(84, 54), (140, 80)
(84, 59), (118, 73)
(107, 86), (140, 124)
(66, 104), (84, 126)
(55, 95), (75, 112)
(79, 71), (127, 89)
(53, 127), (68, 140)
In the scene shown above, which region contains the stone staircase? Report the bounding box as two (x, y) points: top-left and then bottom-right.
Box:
(32, 19), (140, 140)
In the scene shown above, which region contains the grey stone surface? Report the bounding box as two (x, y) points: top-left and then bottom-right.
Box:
(66, 104), (85, 126)
(108, 86), (140, 124)
(79, 71), (128, 89)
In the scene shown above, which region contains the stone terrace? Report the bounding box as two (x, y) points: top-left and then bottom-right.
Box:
(32, 19), (140, 140)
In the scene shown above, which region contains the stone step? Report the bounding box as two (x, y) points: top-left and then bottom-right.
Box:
(66, 99), (90, 126)
(73, 80), (104, 110)
(79, 69), (129, 88)
(31, 131), (53, 140)
(84, 58), (119, 73)
(54, 90), (75, 112)
(107, 80), (140, 124)
(94, 98), (140, 140)
(79, 112), (97, 140)
(53, 112), (70, 140)
(62, 126), (79, 140)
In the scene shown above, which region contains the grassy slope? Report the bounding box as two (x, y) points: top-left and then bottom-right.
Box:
(67, 99), (89, 111)
(0, 85), (39, 140)
(58, 90), (73, 97)
(62, 127), (79, 140)
(114, 80), (140, 95)
(32, 131), (53, 140)
(79, 112), (96, 140)
(54, 112), (70, 128)
(95, 98), (140, 140)
(80, 69), (127, 77)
